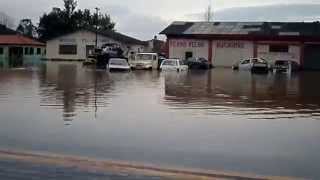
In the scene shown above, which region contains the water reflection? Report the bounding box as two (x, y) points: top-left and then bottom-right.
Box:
(2, 62), (320, 178)
(38, 62), (114, 123)
(163, 69), (320, 120)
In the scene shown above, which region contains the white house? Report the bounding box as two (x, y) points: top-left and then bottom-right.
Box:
(46, 29), (147, 61)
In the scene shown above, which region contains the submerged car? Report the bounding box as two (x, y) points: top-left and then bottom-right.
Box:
(233, 58), (269, 73)
(273, 60), (300, 73)
(108, 58), (131, 71)
(130, 53), (159, 70)
(160, 59), (188, 72)
(187, 57), (210, 69)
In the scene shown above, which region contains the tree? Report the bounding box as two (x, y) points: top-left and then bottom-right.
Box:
(16, 19), (37, 38)
(38, 0), (115, 40)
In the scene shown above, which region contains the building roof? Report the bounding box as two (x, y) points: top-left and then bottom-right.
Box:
(96, 29), (147, 46)
(47, 28), (147, 46)
(160, 21), (320, 37)
(0, 35), (45, 46)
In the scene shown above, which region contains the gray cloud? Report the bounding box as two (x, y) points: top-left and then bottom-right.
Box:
(103, 5), (168, 40)
(186, 3), (320, 22)
(2, 1), (320, 40)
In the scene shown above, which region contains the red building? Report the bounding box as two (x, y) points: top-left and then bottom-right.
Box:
(160, 21), (320, 70)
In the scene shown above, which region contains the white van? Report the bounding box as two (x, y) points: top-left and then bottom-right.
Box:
(130, 53), (158, 70)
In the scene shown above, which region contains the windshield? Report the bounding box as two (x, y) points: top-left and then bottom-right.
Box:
(109, 59), (128, 66)
(162, 60), (177, 66)
(275, 61), (289, 65)
(136, 54), (153, 61)
(252, 58), (267, 63)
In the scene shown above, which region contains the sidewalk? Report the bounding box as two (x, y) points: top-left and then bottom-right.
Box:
(0, 150), (292, 180)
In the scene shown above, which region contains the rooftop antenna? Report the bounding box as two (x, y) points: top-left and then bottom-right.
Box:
(205, 0), (213, 22)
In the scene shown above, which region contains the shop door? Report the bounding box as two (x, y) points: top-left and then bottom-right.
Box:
(185, 51), (193, 60)
(304, 44), (320, 70)
(86, 45), (95, 57)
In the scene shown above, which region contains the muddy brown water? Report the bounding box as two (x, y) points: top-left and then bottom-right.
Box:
(0, 61), (320, 179)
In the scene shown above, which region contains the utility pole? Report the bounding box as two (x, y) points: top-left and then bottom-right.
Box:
(95, 7), (100, 48)
(206, 0), (213, 22)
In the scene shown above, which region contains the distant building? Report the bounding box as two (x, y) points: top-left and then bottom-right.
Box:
(46, 29), (147, 61)
(160, 21), (320, 70)
(145, 36), (166, 55)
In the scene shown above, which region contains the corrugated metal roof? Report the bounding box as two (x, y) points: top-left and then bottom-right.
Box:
(160, 21), (320, 37)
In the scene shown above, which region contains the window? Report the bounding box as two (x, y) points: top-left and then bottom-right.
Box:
(24, 47), (29, 55)
(30, 47), (34, 55)
(269, 45), (289, 52)
(59, 45), (77, 55)
(37, 48), (41, 55)
(0, 47), (3, 55)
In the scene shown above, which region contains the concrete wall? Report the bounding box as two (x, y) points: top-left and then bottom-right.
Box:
(46, 30), (145, 60)
(212, 41), (254, 67)
(257, 44), (301, 65)
(168, 38), (209, 60)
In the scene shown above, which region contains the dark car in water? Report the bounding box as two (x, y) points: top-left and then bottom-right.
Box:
(186, 57), (210, 70)
(273, 60), (300, 73)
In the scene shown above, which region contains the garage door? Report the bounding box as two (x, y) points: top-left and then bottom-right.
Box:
(213, 41), (253, 67)
(304, 44), (320, 70)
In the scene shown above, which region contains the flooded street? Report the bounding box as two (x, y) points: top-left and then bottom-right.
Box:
(1, 61), (320, 179)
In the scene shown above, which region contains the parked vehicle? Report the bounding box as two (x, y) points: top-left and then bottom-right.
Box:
(273, 60), (300, 73)
(160, 59), (188, 71)
(233, 58), (269, 73)
(187, 57), (210, 69)
(108, 58), (131, 71)
(130, 53), (158, 70)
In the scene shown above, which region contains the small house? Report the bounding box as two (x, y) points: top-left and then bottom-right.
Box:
(0, 25), (46, 68)
(46, 29), (147, 61)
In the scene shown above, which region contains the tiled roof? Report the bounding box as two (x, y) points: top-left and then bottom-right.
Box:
(0, 35), (45, 46)
(160, 21), (320, 37)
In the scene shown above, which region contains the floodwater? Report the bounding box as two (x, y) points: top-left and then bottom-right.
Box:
(1, 61), (320, 179)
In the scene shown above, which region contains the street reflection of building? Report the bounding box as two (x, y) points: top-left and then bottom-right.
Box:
(39, 61), (113, 123)
(163, 70), (320, 117)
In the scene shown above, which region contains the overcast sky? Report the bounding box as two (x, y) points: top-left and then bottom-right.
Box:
(1, 0), (320, 40)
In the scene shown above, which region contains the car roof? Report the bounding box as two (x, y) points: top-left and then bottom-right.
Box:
(109, 58), (127, 61)
(137, 53), (157, 55)
(165, 59), (179, 61)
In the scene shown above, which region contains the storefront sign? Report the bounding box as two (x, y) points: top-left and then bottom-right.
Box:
(170, 40), (205, 48)
(217, 41), (244, 48)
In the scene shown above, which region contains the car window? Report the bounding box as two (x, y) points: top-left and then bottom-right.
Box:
(179, 60), (186, 65)
(241, 60), (250, 64)
(110, 59), (128, 65)
(163, 60), (177, 66)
